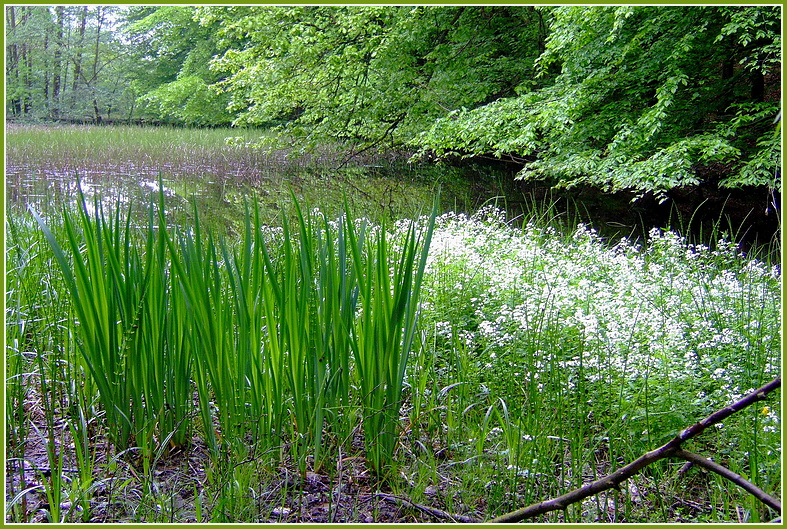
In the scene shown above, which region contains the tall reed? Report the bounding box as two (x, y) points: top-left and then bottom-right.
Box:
(244, 195), (435, 475)
(31, 195), (140, 453)
(163, 205), (244, 457)
(31, 181), (438, 478)
(347, 203), (436, 476)
(254, 201), (341, 473)
(30, 185), (195, 464)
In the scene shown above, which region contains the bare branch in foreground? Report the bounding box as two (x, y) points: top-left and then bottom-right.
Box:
(489, 377), (781, 523)
(376, 492), (480, 523)
(673, 449), (781, 513)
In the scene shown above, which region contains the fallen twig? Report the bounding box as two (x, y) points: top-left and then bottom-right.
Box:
(376, 492), (480, 523)
(489, 377), (781, 523)
(673, 449), (781, 513)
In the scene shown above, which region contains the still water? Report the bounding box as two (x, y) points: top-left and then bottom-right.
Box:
(6, 138), (508, 235)
(6, 124), (779, 256)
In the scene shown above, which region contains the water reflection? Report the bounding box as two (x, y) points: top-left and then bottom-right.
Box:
(7, 152), (780, 261)
(5, 154), (453, 235)
(6, 158), (249, 233)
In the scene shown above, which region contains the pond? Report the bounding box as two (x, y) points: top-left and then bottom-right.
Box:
(6, 124), (524, 233)
(6, 123), (780, 259)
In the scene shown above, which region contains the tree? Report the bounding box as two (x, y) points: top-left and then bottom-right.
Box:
(71, 6), (88, 96)
(200, 6), (547, 151)
(50, 6), (64, 118)
(6, 6), (51, 117)
(6, 6), (22, 116)
(121, 6), (235, 126)
(414, 6), (781, 196)
(5, 6), (134, 123)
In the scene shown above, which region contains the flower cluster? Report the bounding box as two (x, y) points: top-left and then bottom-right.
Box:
(418, 207), (781, 425)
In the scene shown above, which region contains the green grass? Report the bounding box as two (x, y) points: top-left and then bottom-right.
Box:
(6, 123), (269, 163)
(6, 184), (780, 522)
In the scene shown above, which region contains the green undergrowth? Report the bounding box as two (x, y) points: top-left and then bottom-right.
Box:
(5, 190), (781, 522)
(415, 207), (781, 521)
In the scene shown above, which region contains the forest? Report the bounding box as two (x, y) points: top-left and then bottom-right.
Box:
(5, 5), (781, 195)
(5, 5), (783, 524)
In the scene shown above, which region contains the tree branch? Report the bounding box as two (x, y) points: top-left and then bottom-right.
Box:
(336, 113), (406, 169)
(376, 492), (480, 523)
(489, 377), (781, 523)
(673, 449), (781, 513)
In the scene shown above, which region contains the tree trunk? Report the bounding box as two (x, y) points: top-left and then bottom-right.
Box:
(21, 8), (33, 115)
(6, 6), (21, 116)
(71, 6), (87, 96)
(51, 6), (64, 119)
(90, 6), (104, 123)
(43, 32), (49, 112)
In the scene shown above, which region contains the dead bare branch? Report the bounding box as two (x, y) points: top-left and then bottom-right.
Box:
(489, 377), (781, 523)
(673, 449), (781, 513)
(376, 492), (480, 523)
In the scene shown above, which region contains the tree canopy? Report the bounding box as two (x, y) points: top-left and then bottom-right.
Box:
(414, 6), (781, 196)
(6, 6), (132, 122)
(5, 5), (781, 195)
(199, 5), (547, 149)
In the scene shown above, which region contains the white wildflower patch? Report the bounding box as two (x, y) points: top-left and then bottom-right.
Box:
(416, 207), (781, 433)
